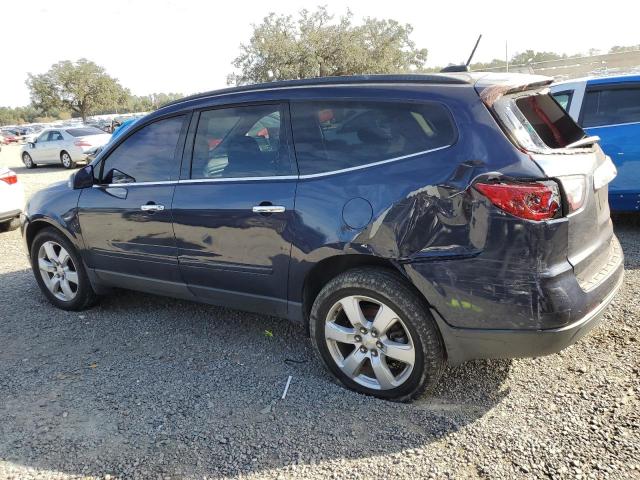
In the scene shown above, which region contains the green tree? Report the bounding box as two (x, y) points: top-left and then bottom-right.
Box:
(509, 50), (565, 65)
(26, 59), (128, 122)
(227, 6), (428, 85)
(609, 44), (640, 53)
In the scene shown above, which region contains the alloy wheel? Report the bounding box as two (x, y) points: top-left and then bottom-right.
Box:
(61, 153), (72, 167)
(37, 241), (79, 301)
(324, 295), (416, 390)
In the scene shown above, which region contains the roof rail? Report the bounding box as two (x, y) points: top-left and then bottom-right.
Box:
(161, 73), (472, 109)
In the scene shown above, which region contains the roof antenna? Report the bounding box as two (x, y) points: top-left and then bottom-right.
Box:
(441, 34), (483, 73)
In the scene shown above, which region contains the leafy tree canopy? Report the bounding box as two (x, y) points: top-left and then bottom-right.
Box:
(26, 59), (128, 121)
(227, 6), (428, 85)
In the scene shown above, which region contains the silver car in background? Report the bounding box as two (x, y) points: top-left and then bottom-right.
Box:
(20, 127), (111, 169)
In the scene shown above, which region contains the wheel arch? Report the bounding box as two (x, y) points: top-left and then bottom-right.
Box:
(25, 218), (80, 255)
(300, 254), (433, 328)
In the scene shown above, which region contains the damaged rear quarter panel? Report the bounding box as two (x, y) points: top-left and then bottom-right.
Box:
(288, 84), (571, 330)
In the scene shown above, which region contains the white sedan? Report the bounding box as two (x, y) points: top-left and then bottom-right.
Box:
(21, 127), (111, 169)
(0, 168), (24, 232)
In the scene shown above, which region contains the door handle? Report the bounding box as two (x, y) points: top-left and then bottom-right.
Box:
(252, 205), (286, 213)
(140, 203), (165, 211)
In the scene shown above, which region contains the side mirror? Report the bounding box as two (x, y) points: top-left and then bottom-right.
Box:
(28, 142), (35, 148)
(71, 165), (95, 189)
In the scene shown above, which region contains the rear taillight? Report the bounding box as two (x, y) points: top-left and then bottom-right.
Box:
(0, 170), (18, 185)
(474, 181), (560, 221)
(74, 140), (92, 147)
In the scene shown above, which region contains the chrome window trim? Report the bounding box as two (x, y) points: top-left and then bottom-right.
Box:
(93, 143), (452, 188)
(584, 120), (640, 129)
(296, 144), (452, 179)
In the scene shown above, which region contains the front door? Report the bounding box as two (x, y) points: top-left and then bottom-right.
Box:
(78, 114), (189, 290)
(172, 103), (297, 316)
(29, 131), (54, 162)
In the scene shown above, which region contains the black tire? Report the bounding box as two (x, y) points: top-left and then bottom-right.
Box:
(30, 227), (98, 311)
(0, 217), (20, 232)
(60, 151), (76, 169)
(22, 152), (36, 169)
(309, 267), (445, 402)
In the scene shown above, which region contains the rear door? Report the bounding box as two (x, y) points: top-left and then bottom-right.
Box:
(579, 82), (640, 210)
(172, 103), (297, 316)
(78, 114), (189, 290)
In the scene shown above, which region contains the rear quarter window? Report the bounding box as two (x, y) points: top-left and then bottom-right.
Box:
(514, 94), (584, 149)
(291, 100), (456, 175)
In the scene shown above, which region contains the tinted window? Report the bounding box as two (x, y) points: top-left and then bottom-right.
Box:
(291, 101), (456, 175)
(48, 131), (63, 141)
(552, 91), (573, 111)
(191, 104), (292, 179)
(515, 94), (584, 148)
(582, 86), (640, 128)
(66, 127), (104, 137)
(101, 115), (185, 184)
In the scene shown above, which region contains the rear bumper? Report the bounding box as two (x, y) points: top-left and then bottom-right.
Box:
(432, 268), (623, 364)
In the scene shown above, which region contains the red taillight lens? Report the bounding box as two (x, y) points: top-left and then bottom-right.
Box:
(74, 140), (92, 147)
(474, 181), (560, 221)
(0, 170), (18, 185)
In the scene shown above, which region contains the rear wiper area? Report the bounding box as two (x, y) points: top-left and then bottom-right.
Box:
(565, 135), (600, 149)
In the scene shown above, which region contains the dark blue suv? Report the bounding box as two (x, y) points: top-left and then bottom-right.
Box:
(22, 74), (624, 401)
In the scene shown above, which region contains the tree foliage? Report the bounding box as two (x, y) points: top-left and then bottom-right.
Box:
(26, 59), (128, 121)
(609, 44), (640, 53)
(227, 7), (428, 85)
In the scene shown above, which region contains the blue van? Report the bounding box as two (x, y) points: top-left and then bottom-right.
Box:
(551, 75), (640, 211)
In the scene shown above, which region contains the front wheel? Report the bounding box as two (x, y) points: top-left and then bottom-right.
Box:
(310, 267), (444, 402)
(30, 227), (97, 310)
(22, 152), (36, 169)
(60, 151), (75, 169)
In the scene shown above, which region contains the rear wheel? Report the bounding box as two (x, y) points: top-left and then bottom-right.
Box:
(22, 152), (36, 169)
(60, 151), (75, 169)
(309, 267), (444, 402)
(30, 227), (97, 310)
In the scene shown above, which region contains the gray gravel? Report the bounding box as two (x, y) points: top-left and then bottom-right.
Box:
(0, 144), (638, 479)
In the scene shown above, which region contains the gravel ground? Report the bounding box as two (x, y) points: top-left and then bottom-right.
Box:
(0, 143), (638, 480)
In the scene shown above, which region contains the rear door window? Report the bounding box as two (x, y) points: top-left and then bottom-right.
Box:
(191, 104), (292, 179)
(291, 100), (456, 175)
(100, 115), (186, 184)
(581, 86), (640, 128)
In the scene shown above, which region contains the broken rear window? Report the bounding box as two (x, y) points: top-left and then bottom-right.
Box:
(515, 94), (584, 149)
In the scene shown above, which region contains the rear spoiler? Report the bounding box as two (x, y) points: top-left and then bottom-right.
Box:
(474, 73), (553, 107)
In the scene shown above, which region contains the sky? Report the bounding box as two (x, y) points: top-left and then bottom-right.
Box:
(1, 0), (638, 107)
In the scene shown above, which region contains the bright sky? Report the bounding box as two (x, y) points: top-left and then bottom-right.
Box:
(1, 0), (637, 107)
